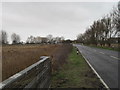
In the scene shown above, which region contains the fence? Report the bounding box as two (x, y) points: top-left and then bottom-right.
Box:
(0, 56), (51, 89)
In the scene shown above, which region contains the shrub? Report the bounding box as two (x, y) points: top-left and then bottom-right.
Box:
(52, 44), (72, 72)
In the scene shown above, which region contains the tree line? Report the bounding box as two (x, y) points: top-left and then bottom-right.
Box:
(26, 35), (65, 44)
(0, 31), (65, 45)
(77, 2), (120, 47)
(0, 31), (21, 44)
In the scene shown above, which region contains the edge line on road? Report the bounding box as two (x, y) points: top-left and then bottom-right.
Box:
(76, 47), (110, 90)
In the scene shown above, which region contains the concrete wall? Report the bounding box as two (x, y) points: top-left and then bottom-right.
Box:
(0, 56), (51, 89)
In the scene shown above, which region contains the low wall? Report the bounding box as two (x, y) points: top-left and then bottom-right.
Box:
(0, 56), (51, 89)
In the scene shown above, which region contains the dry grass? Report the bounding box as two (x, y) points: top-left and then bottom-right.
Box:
(52, 44), (72, 71)
(2, 44), (59, 81)
(2, 44), (72, 81)
(51, 47), (104, 88)
(0, 45), (2, 82)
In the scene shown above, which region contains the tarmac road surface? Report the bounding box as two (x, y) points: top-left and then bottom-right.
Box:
(74, 44), (119, 89)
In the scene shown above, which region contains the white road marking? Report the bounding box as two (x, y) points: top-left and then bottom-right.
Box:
(77, 47), (110, 90)
(99, 52), (105, 54)
(110, 56), (119, 60)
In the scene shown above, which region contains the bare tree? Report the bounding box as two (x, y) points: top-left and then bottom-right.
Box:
(77, 17), (114, 46)
(11, 33), (20, 44)
(47, 34), (53, 43)
(100, 15), (115, 46)
(112, 2), (120, 37)
(77, 33), (84, 43)
(0, 30), (8, 44)
(77, 2), (119, 46)
(54, 36), (64, 43)
(60, 36), (65, 42)
(26, 35), (35, 44)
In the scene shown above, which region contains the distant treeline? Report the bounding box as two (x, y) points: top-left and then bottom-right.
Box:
(0, 30), (72, 44)
(0, 30), (74, 45)
(0, 31), (72, 45)
(77, 2), (120, 47)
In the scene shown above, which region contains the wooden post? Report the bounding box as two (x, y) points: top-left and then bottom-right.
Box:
(77, 49), (79, 55)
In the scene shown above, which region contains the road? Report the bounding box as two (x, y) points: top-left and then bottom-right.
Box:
(74, 44), (119, 89)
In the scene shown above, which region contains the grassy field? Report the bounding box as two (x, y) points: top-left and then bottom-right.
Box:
(2, 44), (72, 81)
(51, 47), (104, 88)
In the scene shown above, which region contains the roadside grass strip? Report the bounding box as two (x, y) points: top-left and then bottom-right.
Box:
(51, 47), (104, 88)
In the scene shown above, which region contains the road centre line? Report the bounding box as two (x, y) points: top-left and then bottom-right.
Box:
(99, 52), (105, 54)
(110, 56), (119, 60)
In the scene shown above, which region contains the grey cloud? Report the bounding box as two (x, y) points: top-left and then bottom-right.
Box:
(2, 2), (118, 43)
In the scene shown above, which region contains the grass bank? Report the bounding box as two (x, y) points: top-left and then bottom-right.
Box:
(51, 47), (104, 88)
(88, 45), (120, 52)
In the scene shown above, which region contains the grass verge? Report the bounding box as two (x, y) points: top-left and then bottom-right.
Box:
(89, 45), (120, 52)
(51, 47), (104, 88)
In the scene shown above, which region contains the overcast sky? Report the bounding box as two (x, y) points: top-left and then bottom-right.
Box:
(1, 1), (119, 42)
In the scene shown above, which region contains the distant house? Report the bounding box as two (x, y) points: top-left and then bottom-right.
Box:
(26, 36), (64, 44)
(26, 36), (48, 44)
(35, 37), (42, 43)
(40, 37), (48, 43)
(35, 37), (48, 43)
